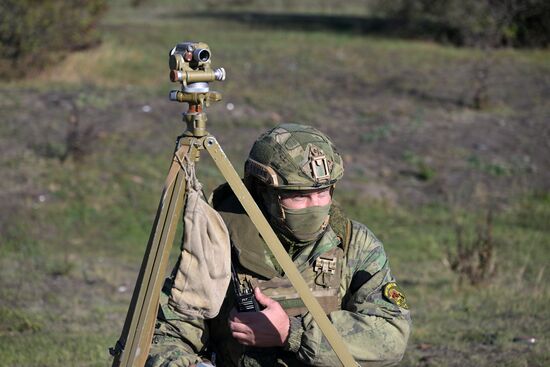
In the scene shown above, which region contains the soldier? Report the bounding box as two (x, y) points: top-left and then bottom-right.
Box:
(146, 123), (411, 367)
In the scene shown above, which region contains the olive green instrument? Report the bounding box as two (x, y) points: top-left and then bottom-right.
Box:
(109, 42), (358, 367)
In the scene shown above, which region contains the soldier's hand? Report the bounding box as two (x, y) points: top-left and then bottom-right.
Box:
(229, 287), (290, 347)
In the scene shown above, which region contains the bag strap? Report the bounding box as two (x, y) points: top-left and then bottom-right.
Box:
(329, 201), (352, 254)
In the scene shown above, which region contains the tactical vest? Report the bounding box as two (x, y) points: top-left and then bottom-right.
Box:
(237, 245), (343, 316)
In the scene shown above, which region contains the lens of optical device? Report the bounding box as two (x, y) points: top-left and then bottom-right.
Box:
(194, 49), (210, 62)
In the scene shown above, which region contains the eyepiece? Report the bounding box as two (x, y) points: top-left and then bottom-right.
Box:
(193, 48), (210, 62)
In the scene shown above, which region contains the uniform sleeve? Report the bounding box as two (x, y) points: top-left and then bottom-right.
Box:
(291, 222), (411, 367)
(145, 280), (207, 367)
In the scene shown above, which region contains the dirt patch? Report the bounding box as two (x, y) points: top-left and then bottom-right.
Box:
(1, 84), (548, 211)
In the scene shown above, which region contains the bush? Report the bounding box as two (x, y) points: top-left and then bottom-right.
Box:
(371, 0), (550, 48)
(0, 0), (108, 79)
(446, 209), (497, 286)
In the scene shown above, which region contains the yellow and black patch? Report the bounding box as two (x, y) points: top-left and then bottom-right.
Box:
(383, 282), (409, 309)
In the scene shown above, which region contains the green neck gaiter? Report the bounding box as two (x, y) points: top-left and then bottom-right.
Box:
(281, 203), (331, 243)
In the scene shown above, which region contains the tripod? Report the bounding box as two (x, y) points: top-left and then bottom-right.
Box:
(110, 42), (357, 367)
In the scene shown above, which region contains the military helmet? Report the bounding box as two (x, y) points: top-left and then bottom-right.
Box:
(245, 123), (344, 190)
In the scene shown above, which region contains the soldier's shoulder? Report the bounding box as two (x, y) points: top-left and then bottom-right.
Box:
(348, 219), (384, 252)
(345, 220), (389, 274)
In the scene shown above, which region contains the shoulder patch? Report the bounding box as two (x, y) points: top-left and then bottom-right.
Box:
(383, 282), (409, 309)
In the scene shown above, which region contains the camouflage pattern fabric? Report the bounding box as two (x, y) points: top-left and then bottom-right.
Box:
(146, 188), (411, 367)
(146, 287), (206, 367)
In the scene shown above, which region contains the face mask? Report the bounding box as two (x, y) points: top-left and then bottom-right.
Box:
(281, 203), (331, 243)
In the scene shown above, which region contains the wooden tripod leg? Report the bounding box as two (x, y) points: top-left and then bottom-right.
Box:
(112, 142), (196, 367)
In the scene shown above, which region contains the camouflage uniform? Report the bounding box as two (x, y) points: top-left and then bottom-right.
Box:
(146, 124), (411, 366)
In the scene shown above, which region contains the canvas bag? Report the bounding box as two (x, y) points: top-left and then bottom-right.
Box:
(169, 157), (231, 319)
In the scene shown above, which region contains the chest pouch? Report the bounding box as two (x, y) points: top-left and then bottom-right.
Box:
(248, 246), (343, 317)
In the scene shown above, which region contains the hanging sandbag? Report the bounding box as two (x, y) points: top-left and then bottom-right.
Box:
(169, 157), (231, 319)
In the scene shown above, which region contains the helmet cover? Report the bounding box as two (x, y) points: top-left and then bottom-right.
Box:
(245, 123), (344, 190)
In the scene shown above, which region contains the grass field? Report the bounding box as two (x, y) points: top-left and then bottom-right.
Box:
(0, 1), (549, 366)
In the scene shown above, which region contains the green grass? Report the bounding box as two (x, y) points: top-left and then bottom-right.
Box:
(0, 334), (114, 367)
(340, 195), (550, 366)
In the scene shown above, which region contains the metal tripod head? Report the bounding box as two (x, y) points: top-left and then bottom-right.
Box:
(168, 41), (225, 137)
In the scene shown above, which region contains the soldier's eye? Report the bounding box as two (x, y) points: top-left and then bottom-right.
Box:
(281, 192), (306, 199)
